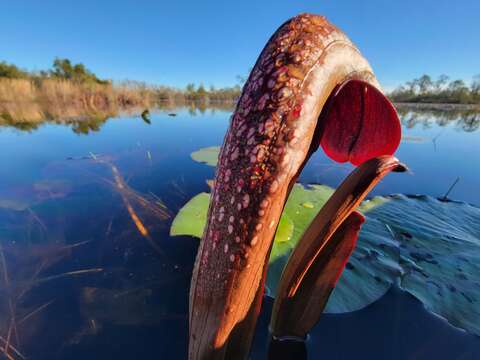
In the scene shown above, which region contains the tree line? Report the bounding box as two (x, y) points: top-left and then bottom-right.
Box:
(389, 74), (480, 104)
(0, 59), (241, 103)
(4, 59), (478, 106)
(0, 58), (109, 84)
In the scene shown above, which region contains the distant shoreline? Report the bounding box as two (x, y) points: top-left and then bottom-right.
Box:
(393, 102), (480, 111)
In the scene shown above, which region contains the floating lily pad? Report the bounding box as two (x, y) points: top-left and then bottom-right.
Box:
(273, 193), (480, 337)
(355, 195), (480, 335)
(171, 186), (480, 335)
(274, 216), (294, 243)
(170, 189), (297, 246)
(170, 193), (209, 237)
(265, 185), (335, 296)
(270, 184), (334, 262)
(323, 213), (401, 313)
(190, 146), (221, 166)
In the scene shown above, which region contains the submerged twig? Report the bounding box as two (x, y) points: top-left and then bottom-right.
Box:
(18, 299), (55, 325)
(170, 178), (187, 199)
(26, 207), (47, 232)
(34, 268), (103, 285)
(0, 345), (16, 360)
(148, 191), (169, 211)
(61, 239), (93, 250)
(0, 336), (25, 360)
(1, 245), (11, 287)
(0, 245), (20, 356)
(16, 260), (46, 301)
(105, 218), (113, 237)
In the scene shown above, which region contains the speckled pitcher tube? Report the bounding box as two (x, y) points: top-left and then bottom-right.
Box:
(189, 13), (401, 360)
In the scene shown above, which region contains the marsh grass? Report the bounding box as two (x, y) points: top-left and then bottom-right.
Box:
(0, 78), (152, 124)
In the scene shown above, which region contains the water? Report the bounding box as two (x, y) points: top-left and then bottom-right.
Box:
(0, 107), (479, 359)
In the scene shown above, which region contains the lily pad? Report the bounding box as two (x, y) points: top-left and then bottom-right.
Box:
(323, 213), (401, 313)
(274, 216), (294, 243)
(169, 189), (297, 246)
(355, 195), (480, 336)
(170, 186), (480, 335)
(170, 193), (209, 237)
(190, 146), (221, 167)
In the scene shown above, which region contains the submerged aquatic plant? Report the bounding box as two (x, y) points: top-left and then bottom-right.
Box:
(0, 239), (101, 360)
(0, 147), (179, 358)
(83, 154), (171, 255)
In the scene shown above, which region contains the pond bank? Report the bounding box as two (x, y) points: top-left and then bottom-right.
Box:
(0, 78), (153, 124)
(394, 102), (480, 111)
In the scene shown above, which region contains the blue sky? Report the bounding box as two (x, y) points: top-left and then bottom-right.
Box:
(1, 0), (478, 90)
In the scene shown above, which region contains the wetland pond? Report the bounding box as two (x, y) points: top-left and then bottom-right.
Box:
(0, 106), (479, 359)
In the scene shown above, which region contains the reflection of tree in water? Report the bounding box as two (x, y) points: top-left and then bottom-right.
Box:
(459, 112), (480, 132)
(9, 122), (40, 132)
(157, 100), (235, 115)
(0, 114), (112, 135)
(2, 102), (239, 134)
(69, 116), (111, 135)
(188, 104), (197, 117)
(186, 102), (207, 117)
(396, 106), (480, 132)
(0, 112), (40, 132)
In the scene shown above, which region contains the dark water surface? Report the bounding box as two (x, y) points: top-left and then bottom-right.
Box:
(0, 107), (479, 359)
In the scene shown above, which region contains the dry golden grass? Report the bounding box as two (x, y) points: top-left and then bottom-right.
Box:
(0, 78), (152, 123)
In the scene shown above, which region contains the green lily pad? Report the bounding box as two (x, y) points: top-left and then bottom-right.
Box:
(170, 193), (209, 237)
(323, 213), (401, 313)
(190, 146), (221, 167)
(170, 187), (480, 335)
(353, 195), (480, 336)
(265, 184), (335, 296)
(274, 216), (294, 243)
(169, 189), (296, 246)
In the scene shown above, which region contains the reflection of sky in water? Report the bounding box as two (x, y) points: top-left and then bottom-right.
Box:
(1, 108), (479, 205)
(0, 108), (479, 359)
